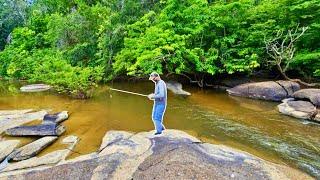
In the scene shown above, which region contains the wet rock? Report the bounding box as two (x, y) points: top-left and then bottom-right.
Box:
(278, 98), (317, 120)
(0, 140), (20, 162)
(0, 110), (48, 134)
(292, 89), (320, 107)
(43, 111), (69, 124)
(227, 81), (300, 101)
(11, 137), (58, 161)
(0, 130), (311, 179)
(5, 124), (66, 136)
(62, 135), (78, 145)
(166, 81), (191, 96)
(20, 84), (51, 92)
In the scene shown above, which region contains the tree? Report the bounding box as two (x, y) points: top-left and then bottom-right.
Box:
(265, 25), (319, 86)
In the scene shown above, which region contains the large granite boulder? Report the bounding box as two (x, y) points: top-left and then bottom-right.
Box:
(11, 137), (58, 161)
(227, 80), (300, 101)
(20, 84), (51, 92)
(278, 98), (318, 121)
(166, 81), (191, 96)
(0, 140), (20, 162)
(0, 130), (311, 179)
(292, 89), (320, 107)
(5, 124), (66, 136)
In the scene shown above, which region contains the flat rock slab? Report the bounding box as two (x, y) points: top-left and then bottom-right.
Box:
(0, 110), (47, 134)
(11, 136), (58, 161)
(20, 84), (51, 92)
(227, 81), (300, 101)
(166, 81), (191, 96)
(0, 109), (33, 116)
(0, 140), (20, 162)
(5, 124), (66, 136)
(43, 111), (68, 124)
(292, 88), (320, 107)
(0, 135), (79, 174)
(278, 99), (318, 121)
(0, 130), (311, 180)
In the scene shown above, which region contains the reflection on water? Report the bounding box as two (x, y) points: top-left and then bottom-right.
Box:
(0, 81), (319, 177)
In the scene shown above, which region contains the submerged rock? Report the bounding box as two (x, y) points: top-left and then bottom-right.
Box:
(227, 81), (300, 101)
(11, 137), (58, 161)
(166, 81), (191, 96)
(43, 111), (69, 124)
(278, 98), (318, 121)
(20, 84), (51, 92)
(5, 124), (66, 136)
(0, 140), (20, 162)
(292, 89), (320, 107)
(0, 130), (311, 179)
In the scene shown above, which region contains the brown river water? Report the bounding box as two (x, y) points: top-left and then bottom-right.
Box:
(0, 81), (319, 178)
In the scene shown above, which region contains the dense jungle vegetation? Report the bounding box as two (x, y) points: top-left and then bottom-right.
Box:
(0, 0), (319, 97)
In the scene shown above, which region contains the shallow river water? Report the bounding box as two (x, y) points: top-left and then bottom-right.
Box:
(0, 81), (319, 178)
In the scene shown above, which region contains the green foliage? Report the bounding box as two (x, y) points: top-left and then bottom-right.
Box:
(291, 51), (320, 79)
(30, 52), (104, 98)
(1, 0), (319, 94)
(0, 0), (28, 50)
(113, 0), (261, 78)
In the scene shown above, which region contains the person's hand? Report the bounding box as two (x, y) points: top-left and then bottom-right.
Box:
(148, 93), (154, 100)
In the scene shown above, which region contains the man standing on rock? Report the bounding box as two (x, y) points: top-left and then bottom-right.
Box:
(148, 72), (167, 135)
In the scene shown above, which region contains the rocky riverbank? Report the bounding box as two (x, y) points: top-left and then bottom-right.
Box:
(0, 129), (312, 179)
(226, 80), (320, 123)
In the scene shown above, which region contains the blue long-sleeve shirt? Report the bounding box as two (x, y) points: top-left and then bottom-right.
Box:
(152, 80), (167, 104)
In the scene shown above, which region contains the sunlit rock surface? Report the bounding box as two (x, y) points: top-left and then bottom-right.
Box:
(0, 130), (311, 180)
(20, 84), (51, 92)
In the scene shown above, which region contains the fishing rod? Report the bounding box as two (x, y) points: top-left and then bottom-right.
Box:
(109, 88), (148, 97)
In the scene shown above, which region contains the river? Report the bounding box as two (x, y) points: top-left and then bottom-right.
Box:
(0, 81), (319, 178)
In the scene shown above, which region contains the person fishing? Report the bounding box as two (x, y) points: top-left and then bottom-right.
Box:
(147, 72), (167, 135)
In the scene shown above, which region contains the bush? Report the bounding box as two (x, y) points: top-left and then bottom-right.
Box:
(28, 50), (104, 98)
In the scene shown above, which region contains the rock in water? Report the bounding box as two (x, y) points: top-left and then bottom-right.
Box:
(0, 110), (48, 134)
(0, 140), (20, 162)
(1, 135), (79, 173)
(43, 111), (69, 124)
(20, 84), (51, 92)
(166, 81), (191, 96)
(227, 81), (300, 101)
(278, 98), (317, 120)
(11, 137), (58, 161)
(292, 89), (320, 107)
(5, 124), (66, 136)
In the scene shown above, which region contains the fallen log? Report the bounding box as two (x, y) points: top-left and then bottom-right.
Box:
(5, 124), (65, 136)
